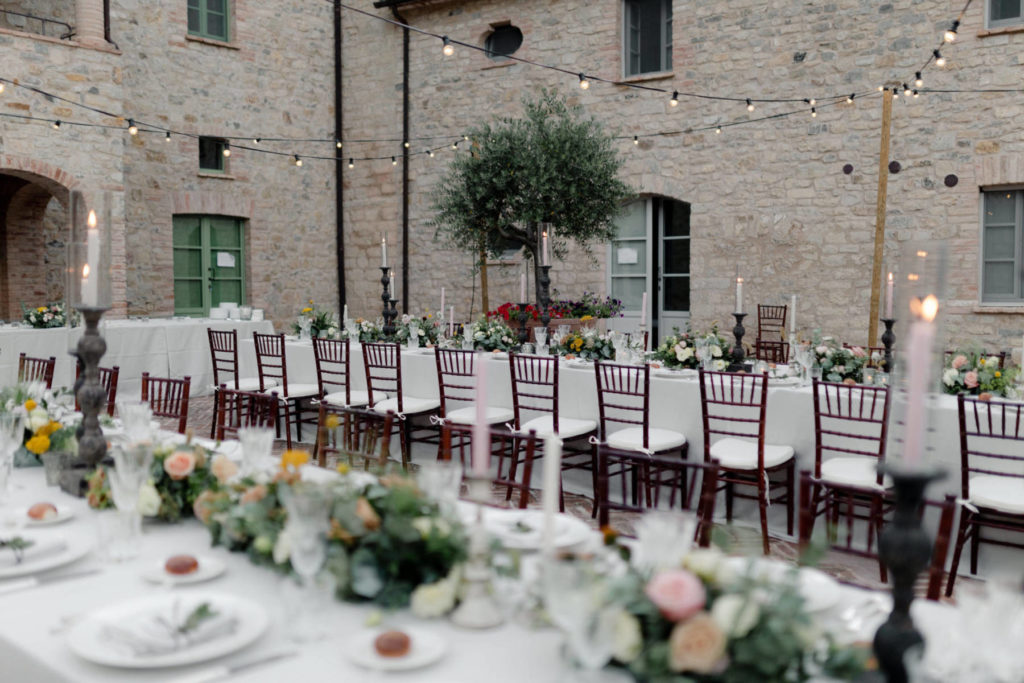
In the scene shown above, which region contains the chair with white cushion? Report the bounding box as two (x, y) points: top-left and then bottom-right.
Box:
(698, 368), (795, 554)
(508, 352), (597, 511)
(945, 394), (1024, 596)
(208, 329), (271, 436)
(435, 349), (514, 458)
(253, 332), (320, 448)
(314, 404), (395, 470)
(440, 421), (540, 509)
(363, 341), (440, 469)
(313, 337), (369, 408)
(804, 380), (892, 580)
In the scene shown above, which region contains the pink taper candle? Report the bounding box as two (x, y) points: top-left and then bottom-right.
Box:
(440, 287), (445, 317)
(520, 273), (526, 302)
(472, 354), (489, 476)
(885, 272), (894, 318)
(640, 291), (647, 326)
(449, 305), (454, 337)
(902, 295), (938, 463)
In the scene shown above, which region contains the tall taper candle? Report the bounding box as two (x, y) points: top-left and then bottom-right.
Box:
(81, 210), (100, 307)
(541, 433), (563, 557)
(381, 235), (388, 268)
(886, 272), (895, 319)
(440, 287), (445, 318)
(735, 277), (744, 315)
(542, 231), (549, 267)
(640, 291), (648, 327)
(903, 295), (938, 464)
(389, 269), (395, 300)
(343, 304), (348, 322)
(789, 295), (797, 336)
(472, 355), (489, 476)
(520, 273), (526, 303)
(449, 305), (454, 337)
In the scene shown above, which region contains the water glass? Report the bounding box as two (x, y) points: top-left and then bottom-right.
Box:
(754, 359), (769, 376)
(416, 460), (463, 514)
(239, 305), (253, 321)
(542, 559), (617, 674)
(632, 510), (697, 574)
(612, 334), (628, 363)
(238, 427), (274, 477)
(862, 367), (876, 385)
(810, 366), (823, 382)
(534, 326), (548, 348)
(297, 316), (312, 340)
(555, 325), (571, 345)
(278, 483), (332, 640)
(117, 400), (154, 444)
(104, 442), (154, 561)
(462, 338), (474, 351)
(407, 322), (420, 350)
(875, 371), (890, 387)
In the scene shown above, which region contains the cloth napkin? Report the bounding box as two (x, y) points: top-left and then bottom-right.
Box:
(103, 604), (238, 658)
(0, 538), (67, 569)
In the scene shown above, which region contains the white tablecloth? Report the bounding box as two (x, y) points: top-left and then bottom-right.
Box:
(0, 319), (274, 399)
(0, 467), (959, 682)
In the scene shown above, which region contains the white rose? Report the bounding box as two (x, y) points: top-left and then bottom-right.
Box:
(137, 481), (161, 517)
(612, 610), (643, 663)
(815, 345), (828, 355)
(272, 527), (292, 565)
(474, 331), (485, 340)
(987, 356), (1001, 368)
(942, 368), (959, 387)
(711, 345), (723, 358)
(411, 516), (433, 538)
(711, 594), (760, 638)
(683, 547), (726, 583)
(675, 345), (694, 362)
(410, 573), (458, 618)
(28, 407), (49, 432)
(713, 360), (727, 371)
(327, 327), (337, 338)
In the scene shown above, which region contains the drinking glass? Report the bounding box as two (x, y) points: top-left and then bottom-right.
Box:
(754, 359), (769, 376)
(810, 366), (823, 383)
(237, 427), (274, 477)
(543, 559), (618, 677)
(239, 305), (253, 321)
(556, 325), (571, 345)
(407, 321), (420, 350)
(632, 510), (697, 575)
(612, 334), (628, 363)
(345, 319), (359, 340)
(0, 413), (23, 527)
(862, 367), (876, 385)
(416, 460), (463, 515)
(534, 326), (548, 348)
(298, 316), (312, 341)
(116, 400), (154, 444)
(105, 442), (154, 561)
(278, 483), (332, 640)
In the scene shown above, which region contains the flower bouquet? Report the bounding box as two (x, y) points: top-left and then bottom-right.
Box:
(942, 347), (1019, 398)
(469, 316), (518, 352)
(293, 299), (337, 338)
(554, 326), (616, 361)
(22, 302), (73, 329)
(347, 318), (384, 343)
(811, 337), (867, 384)
(0, 383), (77, 467)
(651, 326), (730, 370)
(394, 313), (442, 347)
(553, 291), (625, 320)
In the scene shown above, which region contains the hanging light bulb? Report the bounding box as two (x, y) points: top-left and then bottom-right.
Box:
(348, 158), (354, 169)
(934, 50), (946, 67)
(427, 149), (435, 157)
(810, 107), (817, 118)
(669, 91), (679, 107)
(715, 126), (722, 134)
(165, 131), (171, 142)
(903, 83), (912, 96)
(746, 98), (754, 112)
(336, 139), (342, 149)
(944, 20), (959, 43)
(392, 156), (397, 166)
(913, 90), (920, 98)
(52, 120), (61, 130)
(442, 36), (454, 56)
(633, 135), (639, 145)
(463, 134), (469, 141)
(294, 155), (302, 167)
(127, 119), (138, 135)
(222, 144), (231, 157)
(0, 82), (5, 94)
(915, 72), (924, 87)
(847, 93), (855, 103)
(578, 73), (590, 90)
(253, 137), (260, 144)
(809, 98), (816, 106)
(451, 140), (458, 150)
(892, 89), (899, 99)
(878, 85), (885, 92)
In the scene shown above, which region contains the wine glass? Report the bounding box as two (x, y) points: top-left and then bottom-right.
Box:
(542, 559), (618, 678)
(116, 400), (154, 444)
(416, 460), (463, 515)
(407, 321), (420, 350)
(279, 482), (332, 640)
(345, 319), (359, 340)
(298, 316), (312, 341)
(0, 413), (24, 528)
(632, 510), (697, 575)
(237, 427), (274, 477)
(105, 442), (154, 561)
(612, 333), (628, 363)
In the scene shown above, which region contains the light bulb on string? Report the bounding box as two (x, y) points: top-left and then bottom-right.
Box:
(403, 141), (410, 149)
(427, 149), (435, 157)
(451, 141), (458, 150)
(52, 120), (61, 130)
(633, 135), (639, 145)
(253, 137), (260, 144)
(0, 82), (5, 94)
(810, 107), (817, 118)
(746, 98), (754, 112)
(847, 93), (855, 103)
(944, 20), (959, 42)
(878, 85), (885, 92)
(715, 126), (722, 134)
(348, 158), (354, 169)
(165, 132), (171, 142)
(803, 97), (816, 107)
(222, 144), (231, 157)
(913, 90), (919, 98)
(669, 91), (679, 107)
(127, 119), (138, 135)
(392, 156), (397, 166)
(294, 155), (302, 167)
(578, 73), (590, 90)
(903, 83), (912, 97)
(915, 72), (924, 87)
(442, 36), (454, 56)
(336, 140), (342, 149)
(892, 89), (899, 100)
(934, 50), (946, 67)
(463, 135), (469, 142)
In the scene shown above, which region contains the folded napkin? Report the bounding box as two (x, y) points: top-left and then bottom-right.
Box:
(0, 537), (67, 569)
(103, 604), (238, 658)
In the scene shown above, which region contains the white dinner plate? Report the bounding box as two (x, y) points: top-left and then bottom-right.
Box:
(0, 533), (92, 579)
(768, 376), (803, 387)
(564, 359), (593, 368)
(67, 592), (268, 669)
(140, 555), (226, 585)
(345, 627), (447, 672)
(17, 504), (75, 527)
(468, 508), (593, 551)
(652, 368), (696, 379)
(725, 557), (840, 612)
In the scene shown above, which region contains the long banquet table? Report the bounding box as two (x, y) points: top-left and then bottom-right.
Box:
(1, 465), (960, 683)
(0, 318), (273, 398)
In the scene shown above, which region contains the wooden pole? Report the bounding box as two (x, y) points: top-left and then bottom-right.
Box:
(869, 88), (893, 346)
(479, 246), (489, 316)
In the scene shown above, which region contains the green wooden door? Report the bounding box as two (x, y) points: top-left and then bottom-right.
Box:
(173, 215), (246, 316)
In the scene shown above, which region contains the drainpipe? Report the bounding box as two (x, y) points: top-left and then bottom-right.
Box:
(390, 6), (410, 312)
(334, 0), (346, 310)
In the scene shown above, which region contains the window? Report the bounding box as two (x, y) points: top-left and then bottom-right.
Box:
(988, 0), (1023, 28)
(173, 215), (246, 315)
(623, 0), (672, 77)
(198, 137), (227, 173)
(981, 190), (1024, 302)
(188, 0), (229, 41)
(484, 25), (523, 60)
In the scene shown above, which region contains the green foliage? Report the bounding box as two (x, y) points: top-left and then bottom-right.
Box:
(431, 90), (634, 262)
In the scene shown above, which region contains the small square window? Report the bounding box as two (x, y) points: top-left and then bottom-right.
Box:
(623, 0), (672, 77)
(199, 137), (227, 172)
(988, 0), (1023, 28)
(188, 0), (230, 41)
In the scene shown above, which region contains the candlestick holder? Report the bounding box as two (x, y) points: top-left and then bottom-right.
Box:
(379, 266), (391, 325)
(728, 313), (747, 372)
(60, 306), (111, 496)
(880, 318), (896, 374)
(450, 475), (504, 629)
(383, 298), (399, 337)
(515, 302), (531, 345)
(537, 265), (552, 336)
(873, 462), (945, 683)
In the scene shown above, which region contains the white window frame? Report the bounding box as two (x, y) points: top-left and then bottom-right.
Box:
(986, 0), (1024, 29)
(622, 0), (673, 78)
(979, 187), (1024, 304)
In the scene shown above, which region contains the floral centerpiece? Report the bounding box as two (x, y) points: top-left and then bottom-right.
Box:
(811, 337), (867, 383)
(0, 383), (77, 467)
(293, 299), (337, 338)
(469, 316), (518, 352)
(201, 452), (468, 610)
(346, 318), (384, 343)
(552, 292), (624, 319)
(22, 302), (73, 329)
(942, 347), (1019, 398)
(488, 302), (543, 323)
(651, 326), (730, 370)
(394, 313), (442, 347)
(554, 327), (616, 361)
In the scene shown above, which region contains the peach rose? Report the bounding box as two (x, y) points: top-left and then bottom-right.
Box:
(951, 354), (968, 370)
(668, 612), (727, 674)
(163, 450), (196, 480)
(964, 370), (979, 389)
(240, 484), (268, 504)
(850, 346), (867, 358)
(193, 489), (223, 524)
(355, 497), (381, 531)
(645, 569), (706, 622)
(210, 454), (239, 484)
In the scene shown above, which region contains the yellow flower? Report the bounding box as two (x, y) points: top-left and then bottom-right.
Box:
(308, 299), (314, 304)
(301, 307), (313, 314)
(36, 306), (46, 313)
(995, 371), (1002, 378)
(24, 399), (37, 412)
(39, 421), (62, 437)
(581, 315), (593, 321)
(25, 434), (50, 455)
(572, 338), (584, 351)
(280, 449), (310, 471)
(325, 414), (340, 430)
(979, 358), (986, 366)
(336, 463), (350, 475)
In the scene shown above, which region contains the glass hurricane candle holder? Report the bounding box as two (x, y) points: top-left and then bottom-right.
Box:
(68, 191), (113, 310)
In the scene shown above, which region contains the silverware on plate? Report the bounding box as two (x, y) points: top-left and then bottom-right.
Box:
(0, 568), (100, 596)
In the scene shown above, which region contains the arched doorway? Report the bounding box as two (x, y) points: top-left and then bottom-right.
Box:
(0, 169), (71, 320)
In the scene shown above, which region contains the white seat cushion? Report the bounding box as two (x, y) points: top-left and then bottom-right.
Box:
(607, 427), (686, 453)
(265, 383), (320, 399)
(322, 389), (370, 407)
(236, 377), (267, 392)
(820, 457), (890, 489)
(969, 475), (1024, 514)
(709, 437), (794, 470)
(520, 415), (597, 439)
(374, 396), (440, 415)
(446, 405), (515, 425)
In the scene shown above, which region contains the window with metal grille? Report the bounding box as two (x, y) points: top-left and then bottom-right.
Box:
(484, 25), (523, 60)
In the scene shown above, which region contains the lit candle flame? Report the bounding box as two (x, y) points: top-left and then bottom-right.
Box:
(87, 210), (97, 228)
(82, 264), (91, 278)
(921, 294), (938, 322)
(887, 272), (893, 283)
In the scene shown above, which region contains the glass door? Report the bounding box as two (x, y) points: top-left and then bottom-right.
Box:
(658, 199), (691, 336)
(607, 200), (651, 336)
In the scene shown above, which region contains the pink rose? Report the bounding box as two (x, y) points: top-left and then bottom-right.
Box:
(952, 355), (968, 370)
(851, 346), (866, 358)
(163, 450), (196, 480)
(240, 484), (268, 504)
(210, 454), (238, 484)
(645, 569), (706, 621)
(964, 371), (979, 389)
(668, 612), (727, 673)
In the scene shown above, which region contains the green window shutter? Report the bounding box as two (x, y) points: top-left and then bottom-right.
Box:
(187, 0), (230, 42)
(173, 215), (246, 316)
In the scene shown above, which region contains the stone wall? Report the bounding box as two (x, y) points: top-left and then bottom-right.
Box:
(340, 0), (1024, 354)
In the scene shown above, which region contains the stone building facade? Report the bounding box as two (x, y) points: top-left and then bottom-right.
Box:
(340, 0), (1024, 353)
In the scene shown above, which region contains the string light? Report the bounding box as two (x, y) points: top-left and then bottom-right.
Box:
(293, 155), (302, 167)
(915, 72), (924, 87)
(463, 135), (469, 141)
(427, 149), (435, 157)
(715, 125), (722, 134)
(335, 139), (342, 149)
(0, 83), (5, 94)
(403, 141), (410, 148)
(746, 98), (754, 112)
(165, 131), (171, 142)
(222, 144), (231, 157)
(913, 90), (920, 98)
(52, 120), (61, 130)
(934, 50), (946, 67)
(127, 119), (138, 135)
(669, 91), (679, 107)
(903, 83), (912, 97)
(451, 141), (458, 150)
(253, 137), (260, 144)
(892, 89), (899, 99)
(803, 98), (816, 107)
(442, 36), (454, 56)
(878, 85), (885, 92)
(348, 158), (354, 168)
(578, 73), (590, 90)
(944, 20), (959, 43)
(810, 107), (817, 118)
(391, 156), (397, 165)
(633, 135), (639, 145)
(846, 93), (855, 103)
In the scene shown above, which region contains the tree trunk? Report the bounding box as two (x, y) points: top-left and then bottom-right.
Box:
(479, 247), (489, 316)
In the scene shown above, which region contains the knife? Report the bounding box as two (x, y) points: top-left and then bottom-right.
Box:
(166, 651), (299, 683)
(0, 569), (101, 595)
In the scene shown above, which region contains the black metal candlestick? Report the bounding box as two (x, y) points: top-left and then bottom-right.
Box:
(880, 318), (896, 374)
(379, 266), (391, 325)
(537, 265), (552, 335)
(873, 463), (945, 683)
(61, 306), (110, 496)
(384, 298), (399, 337)
(515, 302), (531, 345)
(728, 312), (747, 372)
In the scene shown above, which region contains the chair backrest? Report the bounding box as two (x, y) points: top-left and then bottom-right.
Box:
(957, 394), (1024, 500)
(508, 352), (560, 431)
(362, 342), (403, 409)
(312, 337), (351, 402)
(214, 385), (279, 441)
(253, 332), (289, 392)
(757, 304), (787, 342)
(18, 353), (56, 389)
(435, 348), (477, 419)
(208, 329), (241, 390)
(597, 442), (720, 546)
(440, 421), (540, 509)
(594, 361), (650, 446)
(811, 380), (891, 485)
(945, 349), (1007, 369)
(75, 363), (120, 416)
(755, 340), (789, 363)
(698, 369), (769, 459)
(315, 403), (395, 469)
(140, 372), (191, 434)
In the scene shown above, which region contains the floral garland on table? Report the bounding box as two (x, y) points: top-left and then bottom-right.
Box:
(344, 318), (385, 343)
(394, 313), (442, 347)
(1, 383), (77, 467)
(292, 299), (338, 338)
(810, 337), (867, 383)
(201, 452), (469, 611)
(554, 326), (616, 361)
(942, 347), (1019, 398)
(650, 326), (730, 370)
(22, 302), (74, 329)
(469, 316), (518, 352)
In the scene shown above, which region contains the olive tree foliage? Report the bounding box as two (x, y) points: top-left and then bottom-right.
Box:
(430, 91), (634, 277)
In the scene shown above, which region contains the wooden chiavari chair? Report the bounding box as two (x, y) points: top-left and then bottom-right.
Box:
(439, 421), (540, 509)
(314, 403), (395, 470)
(213, 385), (278, 441)
(313, 337), (368, 408)
(74, 363), (119, 417)
(253, 332), (320, 448)
(18, 353), (56, 388)
(140, 372), (191, 434)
